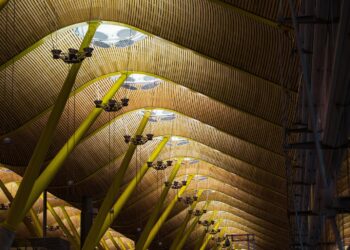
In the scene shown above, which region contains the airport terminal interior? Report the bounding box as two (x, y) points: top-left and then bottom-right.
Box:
(0, 0), (350, 249)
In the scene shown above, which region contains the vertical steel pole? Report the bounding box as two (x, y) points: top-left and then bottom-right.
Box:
(42, 190), (47, 238)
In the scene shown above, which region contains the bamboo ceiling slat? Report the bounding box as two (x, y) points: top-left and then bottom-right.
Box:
(0, 78), (286, 171)
(0, 26), (297, 137)
(0, 0), (299, 88)
(0, 166), (134, 245)
(124, 162), (286, 214)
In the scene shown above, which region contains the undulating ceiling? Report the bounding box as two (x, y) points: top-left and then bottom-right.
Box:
(0, 0), (303, 249)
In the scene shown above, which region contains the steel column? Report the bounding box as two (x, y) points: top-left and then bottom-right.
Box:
(175, 203), (212, 250)
(142, 175), (194, 250)
(23, 73), (128, 213)
(47, 202), (79, 249)
(97, 136), (170, 243)
(107, 232), (126, 250)
(0, 180), (42, 238)
(135, 157), (184, 249)
(200, 220), (222, 250)
(1, 22), (100, 240)
(81, 196), (93, 246)
(169, 190), (204, 250)
(61, 206), (80, 244)
(42, 190), (47, 238)
(82, 133), (167, 250)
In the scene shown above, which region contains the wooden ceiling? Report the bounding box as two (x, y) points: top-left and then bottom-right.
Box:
(0, 0), (303, 249)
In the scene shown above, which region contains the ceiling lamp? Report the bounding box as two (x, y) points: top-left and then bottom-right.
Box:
(177, 195), (198, 205)
(94, 98), (129, 112)
(148, 160), (172, 171)
(51, 47), (93, 64)
(124, 134), (153, 145)
(188, 209), (207, 216)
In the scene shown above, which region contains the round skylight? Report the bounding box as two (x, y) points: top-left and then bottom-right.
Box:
(167, 136), (189, 147)
(110, 74), (160, 91)
(74, 23), (147, 48)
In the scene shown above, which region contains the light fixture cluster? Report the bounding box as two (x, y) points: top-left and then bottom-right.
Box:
(208, 228), (221, 235)
(51, 47), (93, 64)
(148, 160), (173, 171)
(188, 208), (207, 216)
(94, 98), (129, 112)
(123, 134), (154, 145)
(177, 195), (198, 205)
(165, 180), (187, 190)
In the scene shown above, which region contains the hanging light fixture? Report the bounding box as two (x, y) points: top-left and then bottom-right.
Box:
(177, 194), (198, 205)
(123, 133), (153, 145)
(164, 178), (187, 189)
(51, 47), (94, 64)
(147, 160), (173, 171)
(94, 97), (129, 112)
(198, 219), (215, 228)
(188, 208), (207, 216)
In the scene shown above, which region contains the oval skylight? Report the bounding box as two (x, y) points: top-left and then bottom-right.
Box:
(74, 23), (147, 48)
(140, 109), (176, 122)
(111, 74), (160, 91)
(167, 136), (189, 147)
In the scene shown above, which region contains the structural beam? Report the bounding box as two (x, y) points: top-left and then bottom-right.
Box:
(96, 136), (170, 242)
(174, 203), (212, 250)
(108, 232), (126, 250)
(200, 220), (222, 250)
(0, 180), (42, 238)
(142, 175), (194, 250)
(101, 238), (109, 250)
(61, 206), (80, 244)
(23, 73), (128, 213)
(194, 230), (208, 250)
(169, 191), (204, 250)
(47, 202), (79, 250)
(135, 157), (184, 249)
(0, 22), (100, 244)
(82, 134), (168, 250)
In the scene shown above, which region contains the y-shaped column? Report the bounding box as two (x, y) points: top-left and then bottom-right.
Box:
(82, 134), (169, 250)
(142, 175), (194, 250)
(23, 73), (128, 213)
(169, 190), (204, 250)
(136, 158), (184, 249)
(0, 22), (100, 247)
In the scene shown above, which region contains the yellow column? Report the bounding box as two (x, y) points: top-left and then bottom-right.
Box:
(142, 175), (194, 250)
(2, 21), (100, 235)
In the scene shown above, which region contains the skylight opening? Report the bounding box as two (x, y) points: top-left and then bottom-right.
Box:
(113, 74), (161, 91)
(74, 23), (147, 48)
